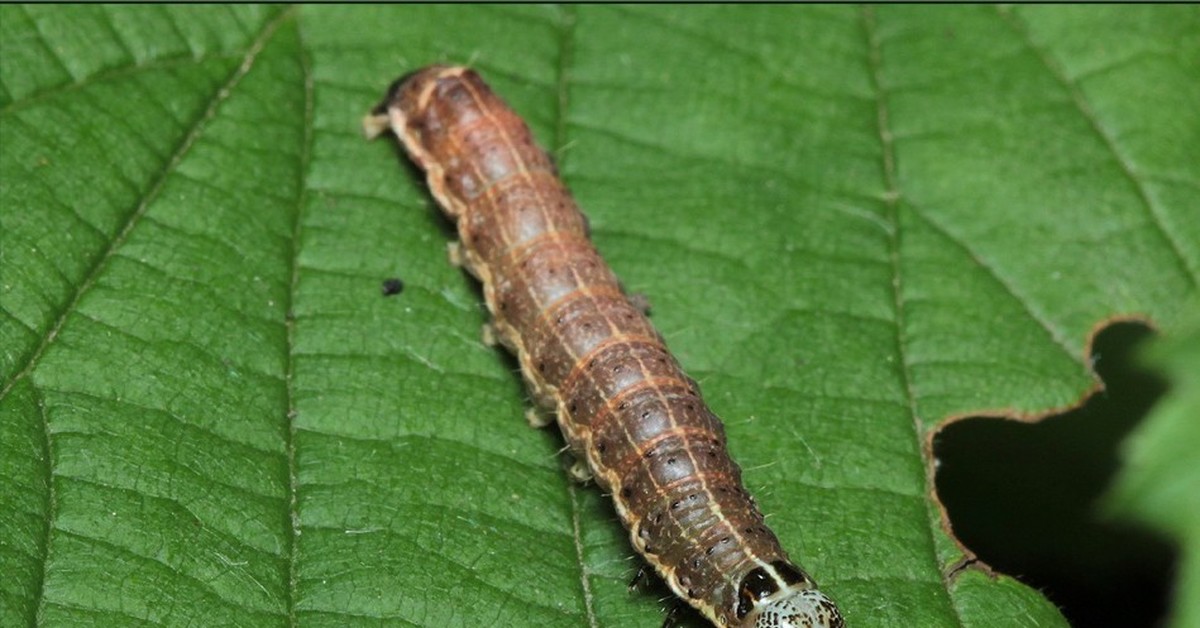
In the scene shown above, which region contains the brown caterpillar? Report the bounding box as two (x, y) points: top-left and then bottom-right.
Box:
(365, 65), (844, 628)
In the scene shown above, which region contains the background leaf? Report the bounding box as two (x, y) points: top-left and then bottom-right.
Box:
(2, 5), (1197, 627)
(1107, 305), (1200, 628)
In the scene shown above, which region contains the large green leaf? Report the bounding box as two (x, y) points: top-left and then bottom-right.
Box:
(2, 5), (1196, 626)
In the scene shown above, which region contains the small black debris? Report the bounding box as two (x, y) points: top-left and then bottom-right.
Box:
(381, 278), (405, 296)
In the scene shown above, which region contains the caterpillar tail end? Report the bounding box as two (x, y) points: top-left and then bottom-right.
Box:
(746, 587), (844, 628)
(362, 112), (391, 140)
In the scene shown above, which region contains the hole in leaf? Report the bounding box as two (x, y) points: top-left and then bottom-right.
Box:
(935, 322), (1176, 628)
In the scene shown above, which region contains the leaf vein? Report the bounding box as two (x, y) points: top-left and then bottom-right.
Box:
(0, 9), (292, 403)
(862, 7), (966, 627)
(95, 5), (137, 67)
(998, 5), (1200, 288)
(0, 52), (243, 118)
(283, 10), (314, 627)
(51, 528), (284, 617)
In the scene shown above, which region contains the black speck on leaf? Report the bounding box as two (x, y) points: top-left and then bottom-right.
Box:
(381, 278), (405, 296)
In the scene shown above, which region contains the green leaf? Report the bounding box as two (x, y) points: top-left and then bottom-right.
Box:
(2, 5), (1197, 626)
(1107, 304), (1200, 628)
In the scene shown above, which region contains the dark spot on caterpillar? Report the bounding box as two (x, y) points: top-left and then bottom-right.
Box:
(537, 361), (546, 373)
(621, 486), (632, 498)
(612, 364), (623, 373)
(687, 588), (698, 599)
(644, 448), (656, 459)
(568, 401), (577, 413)
(381, 278), (405, 296)
(666, 457), (677, 466)
(618, 401), (628, 410)
(597, 440), (607, 453)
(736, 567), (780, 620)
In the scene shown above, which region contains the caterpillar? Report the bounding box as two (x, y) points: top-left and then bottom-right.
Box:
(365, 65), (844, 628)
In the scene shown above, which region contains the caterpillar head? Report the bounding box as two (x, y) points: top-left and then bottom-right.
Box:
(736, 562), (844, 628)
(743, 587), (844, 628)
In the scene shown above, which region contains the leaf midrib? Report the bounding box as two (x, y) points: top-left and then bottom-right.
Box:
(285, 9), (313, 627)
(861, 6), (967, 627)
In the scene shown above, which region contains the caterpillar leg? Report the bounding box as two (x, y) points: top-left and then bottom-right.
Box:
(628, 564), (654, 591)
(447, 241), (464, 267)
(565, 455), (593, 483)
(362, 112), (390, 140)
(481, 321), (499, 347)
(625, 565), (689, 628)
(660, 600), (688, 628)
(524, 406), (554, 428)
